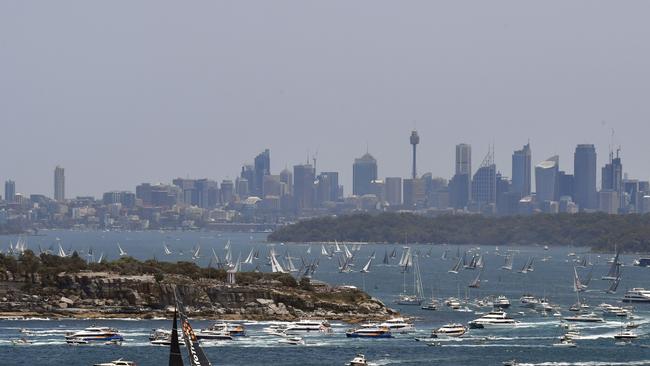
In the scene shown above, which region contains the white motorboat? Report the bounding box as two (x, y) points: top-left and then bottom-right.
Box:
(194, 329), (233, 341)
(553, 339), (577, 348)
(278, 336), (305, 345)
(432, 323), (467, 338)
(11, 338), (33, 346)
(65, 326), (124, 343)
(563, 312), (604, 323)
(622, 288), (650, 303)
(285, 319), (331, 333)
(494, 296), (511, 309)
(444, 297), (462, 310)
(348, 354), (370, 366)
(345, 326), (392, 338)
(469, 310), (518, 329)
(93, 359), (136, 366)
(599, 303), (630, 317)
(614, 329), (638, 340)
(379, 317), (415, 333)
(201, 322), (246, 337)
(519, 295), (540, 308)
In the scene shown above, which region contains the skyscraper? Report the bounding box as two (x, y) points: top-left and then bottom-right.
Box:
(253, 149), (270, 197)
(574, 144), (597, 210)
(4, 180), (15, 203)
(454, 143), (472, 203)
(535, 156), (559, 202)
(471, 151), (496, 211)
(602, 150), (622, 192)
(293, 163), (315, 213)
(455, 143), (472, 175)
(385, 177), (402, 206)
(352, 153), (378, 196)
(279, 168), (293, 196)
(410, 130), (420, 179)
(511, 143), (532, 196)
(54, 166), (65, 201)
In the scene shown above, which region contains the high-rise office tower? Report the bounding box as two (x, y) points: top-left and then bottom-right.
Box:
(385, 177), (402, 206)
(471, 151), (496, 210)
(511, 143), (532, 196)
(574, 144), (597, 210)
(410, 130), (420, 179)
(279, 168), (293, 196)
(253, 149), (270, 197)
(352, 153), (378, 196)
(455, 144), (472, 175)
(293, 163), (315, 213)
(558, 171), (574, 199)
(220, 180), (235, 204)
(602, 149), (623, 192)
(454, 143), (472, 203)
(319, 172), (339, 202)
(54, 166), (65, 201)
(535, 156), (559, 202)
(240, 165), (255, 196)
(4, 180), (15, 203)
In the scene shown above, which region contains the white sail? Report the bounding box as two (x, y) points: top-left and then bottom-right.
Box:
(286, 252), (298, 272)
(96, 252), (104, 263)
(321, 244), (329, 256)
(501, 253), (514, 271)
(117, 242), (127, 257)
(164, 244), (172, 255)
(270, 252), (286, 273)
(244, 248), (255, 264)
(448, 257), (462, 274)
(343, 244), (353, 259)
(334, 240), (342, 253)
(224, 240), (231, 251)
(192, 245), (201, 260)
(58, 243), (67, 258)
(306, 245), (312, 255)
(360, 257), (372, 273)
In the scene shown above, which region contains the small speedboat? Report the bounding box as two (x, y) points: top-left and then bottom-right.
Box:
(348, 353), (369, 366)
(503, 360), (519, 366)
(614, 330), (638, 340)
(279, 336), (305, 345)
(553, 339), (577, 348)
(93, 359), (137, 366)
(11, 338), (33, 346)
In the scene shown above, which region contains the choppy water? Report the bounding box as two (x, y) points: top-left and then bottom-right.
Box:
(1, 230), (649, 365)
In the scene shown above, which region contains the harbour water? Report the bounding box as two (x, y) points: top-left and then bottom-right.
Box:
(1, 230), (649, 365)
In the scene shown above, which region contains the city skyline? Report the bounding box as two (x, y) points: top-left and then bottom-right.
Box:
(3, 2), (650, 197)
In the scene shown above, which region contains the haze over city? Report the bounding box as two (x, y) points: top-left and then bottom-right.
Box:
(2, 1), (650, 197)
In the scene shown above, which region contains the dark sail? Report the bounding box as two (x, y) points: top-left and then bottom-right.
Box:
(169, 310), (184, 366)
(176, 294), (212, 366)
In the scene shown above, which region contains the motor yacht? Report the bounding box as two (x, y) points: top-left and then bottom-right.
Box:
(563, 312), (604, 323)
(421, 299), (438, 310)
(278, 336), (305, 345)
(494, 296), (511, 309)
(432, 323), (467, 338)
(469, 310), (518, 329)
(194, 329), (233, 341)
(622, 288), (650, 303)
(285, 319), (331, 333)
(599, 303), (630, 317)
(201, 322), (246, 337)
(93, 359), (137, 366)
(444, 297), (462, 310)
(379, 317), (415, 333)
(519, 295), (540, 308)
(65, 326), (124, 343)
(614, 329), (638, 340)
(553, 338), (577, 348)
(345, 326), (392, 338)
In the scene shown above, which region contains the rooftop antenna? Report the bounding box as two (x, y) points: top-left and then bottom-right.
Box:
(312, 148), (319, 174)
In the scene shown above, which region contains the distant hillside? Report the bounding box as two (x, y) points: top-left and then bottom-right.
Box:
(268, 212), (650, 252)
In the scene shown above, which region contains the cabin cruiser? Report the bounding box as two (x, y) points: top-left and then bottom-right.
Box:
(614, 329), (638, 340)
(379, 317), (415, 333)
(148, 329), (180, 346)
(65, 326), (124, 343)
(563, 312), (604, 323)
(622, 288), (650, 303)
(348, 354), (371, 366)
(599, 303), (630, 317)
(469, 310), (518, 329)
(345, 326), (392, 338)
(93, 359), (137, 366)
(444, 297), (462, 310)
(396, 294), (422, 306)
(195, 329), (232, 341)
(494, 296), (511, 309)
(201, 322), (246, 337)
(421, 299), (438, 310)
(553, 338), (577, 348)
(519, 295), (540, 308)
(285, 319), (331, 333)
(431, 323), (467, 338)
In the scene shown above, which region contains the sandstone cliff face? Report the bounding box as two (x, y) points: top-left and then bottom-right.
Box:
(0, 271), (395, 322)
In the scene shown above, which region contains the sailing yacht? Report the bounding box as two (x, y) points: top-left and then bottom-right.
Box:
(117, 242), (127, 257)
(602, 249), (621, 280)
(243, 248), (255, 264)
(191, 245), (201, 260)
(169, 292), (213, 366)
(468, 269), (483, 288)
(360, 257), (372, 273)
(396, 254), (423, 305)
(163, 244), (172, 256)
(501, 253), (514, 271)
(448, 257), (462, 274)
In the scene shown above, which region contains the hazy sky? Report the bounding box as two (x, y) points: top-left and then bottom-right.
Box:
(2, 1), (650, 198)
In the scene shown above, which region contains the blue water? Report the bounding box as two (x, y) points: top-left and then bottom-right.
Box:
(1, 230), (650, 365)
